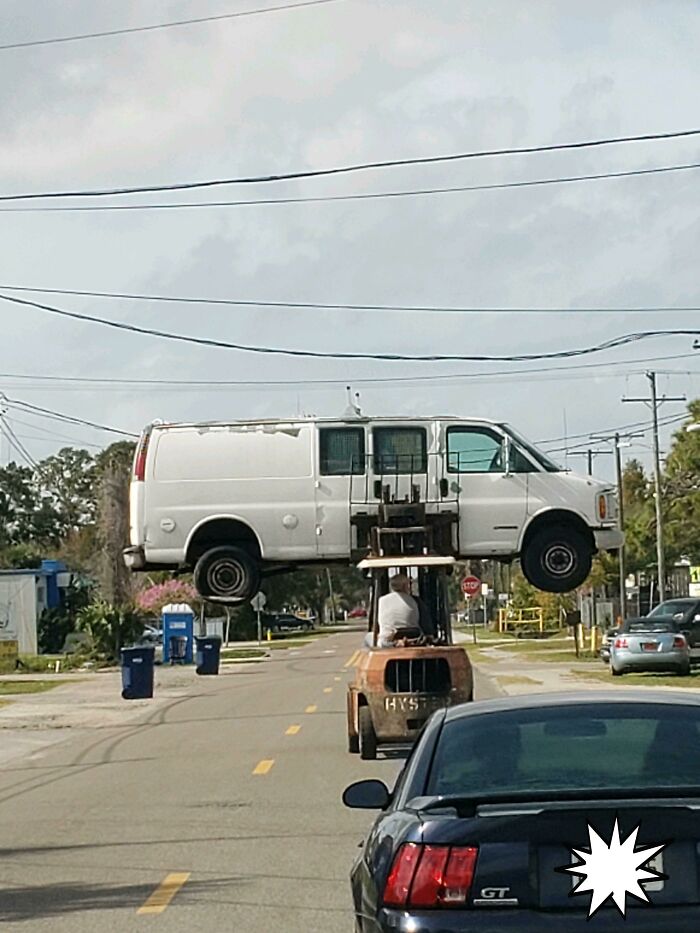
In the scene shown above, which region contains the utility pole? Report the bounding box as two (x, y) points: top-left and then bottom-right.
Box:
(569, 448), (612, 476)
(622, 372), (686, 604)
(590, 430), (644, 620)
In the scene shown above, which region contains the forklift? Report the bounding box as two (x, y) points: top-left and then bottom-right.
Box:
(346, 493), (473, 760)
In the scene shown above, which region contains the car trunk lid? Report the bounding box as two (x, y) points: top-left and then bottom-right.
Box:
(411, 796), (700, 911)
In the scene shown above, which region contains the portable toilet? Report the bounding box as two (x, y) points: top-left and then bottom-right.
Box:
(162, 603), (195, 664)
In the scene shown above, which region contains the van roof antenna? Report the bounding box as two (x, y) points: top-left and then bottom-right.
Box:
(344, 385), (362, 417)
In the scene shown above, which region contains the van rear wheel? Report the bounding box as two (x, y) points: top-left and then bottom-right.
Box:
(521, 525), (592, 594)
(194, 546), (260, 603)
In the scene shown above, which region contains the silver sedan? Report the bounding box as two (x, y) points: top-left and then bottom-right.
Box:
(610, 620), (691, 676)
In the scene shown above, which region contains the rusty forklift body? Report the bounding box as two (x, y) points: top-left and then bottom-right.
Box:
(346, 552), (473, 760)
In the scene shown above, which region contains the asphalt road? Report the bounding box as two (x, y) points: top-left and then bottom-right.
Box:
(0, 632), (499, 932)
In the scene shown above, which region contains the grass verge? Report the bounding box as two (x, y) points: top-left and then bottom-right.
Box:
(221, 649), (268, 661)
(568, 669), (700, 688)
(0, 680), (69, 695)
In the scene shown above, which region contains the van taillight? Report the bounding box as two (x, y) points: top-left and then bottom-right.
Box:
(134, 431), (151, 481)
(383, 843), (478, 909)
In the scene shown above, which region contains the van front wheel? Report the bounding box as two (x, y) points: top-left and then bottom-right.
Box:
(521, 526), (592, 594)
(194, 546), (261, 603)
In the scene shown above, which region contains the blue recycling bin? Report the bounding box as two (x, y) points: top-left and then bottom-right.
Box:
(121, 646), (155, 700)
(196, 636), (222, 676)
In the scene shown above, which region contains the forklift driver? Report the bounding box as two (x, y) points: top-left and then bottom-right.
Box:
(367, 572), (427, 648)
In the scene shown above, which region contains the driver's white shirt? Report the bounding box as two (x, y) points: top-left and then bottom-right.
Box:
(377, 592), (419, 647)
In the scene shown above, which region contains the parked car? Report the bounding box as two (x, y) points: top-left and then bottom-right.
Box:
(599, 626), (619, 663)
(647, 598), (700, 663)
(348, 607), (368, 619)
(262, 612), (315, 633)
(343, 692), (700, 931)
(124, 416), (621, 601)
(140, 625), (163, 645)
(610, 617), (691, 676)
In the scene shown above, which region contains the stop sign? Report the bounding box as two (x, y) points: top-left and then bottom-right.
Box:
(461, 576), (481, 598)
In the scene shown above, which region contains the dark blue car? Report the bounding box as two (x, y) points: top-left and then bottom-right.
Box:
(344, 692), (700, 931)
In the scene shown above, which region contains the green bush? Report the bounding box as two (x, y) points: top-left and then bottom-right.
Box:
(76, 602), (144, 661)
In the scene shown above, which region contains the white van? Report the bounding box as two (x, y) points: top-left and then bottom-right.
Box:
(124, 416), (622, 601)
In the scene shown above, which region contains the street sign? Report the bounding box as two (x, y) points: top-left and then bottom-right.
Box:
(461, 576), (481, 598)
(251, 592), (267, 612)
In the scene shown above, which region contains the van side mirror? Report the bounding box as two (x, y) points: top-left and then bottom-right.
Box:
(439, 478), (449, 498)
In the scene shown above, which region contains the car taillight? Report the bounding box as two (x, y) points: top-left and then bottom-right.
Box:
(614, 637), (628, 649)
(673, 636), (687, 649)
(134, 430), (152, 481)
(383, 843), (478, 909)
(598, 494), (607, 520)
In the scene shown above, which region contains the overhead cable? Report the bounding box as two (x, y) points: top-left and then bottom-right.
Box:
(2, 161), (699, 212)
(3, 128), (700, 202)
(2, 283), (699, 316)
(0, 353), (696, 391)
(0, 0), (342, 51)
(4, 292), (700, 363)
(1, 395), (138, 438)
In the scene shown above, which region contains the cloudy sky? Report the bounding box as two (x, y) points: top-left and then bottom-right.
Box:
(1, 0), (699, 481)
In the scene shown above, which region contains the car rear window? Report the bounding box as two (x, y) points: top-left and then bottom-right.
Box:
(649, 600), (695, 618)
(623, 620), (676, 634)
(428, 704), (700, 797)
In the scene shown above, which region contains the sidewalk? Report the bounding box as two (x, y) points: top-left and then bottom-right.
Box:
(0, 663), (249, 767)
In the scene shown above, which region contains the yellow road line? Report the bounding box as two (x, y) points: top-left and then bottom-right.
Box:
(323, 687), (333, 694)
(137, 873), (190, 915)
(305, 705), (318, 714)
(286, 724), (301, 735)
(334, 676), (342, 682)
(344, 650), (360, 668)
(253, 759), (275, 775)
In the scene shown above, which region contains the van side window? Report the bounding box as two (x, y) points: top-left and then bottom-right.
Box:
(373, 427), (427, 474)
(447, 427), (504, 473)
(319, 428), (365, 475)
(447, 427), (537, 473)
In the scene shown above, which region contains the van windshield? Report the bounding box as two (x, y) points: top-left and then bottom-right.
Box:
(500, 425), (562, 473)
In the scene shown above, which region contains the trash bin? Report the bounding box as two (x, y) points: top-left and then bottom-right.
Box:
(196, 636), (222, 676)
(121, 646), (155, 700)
(169, 635), (188, 665)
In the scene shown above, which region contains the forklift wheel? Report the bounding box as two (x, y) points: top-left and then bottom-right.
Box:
(348, 732), (360, 754)
(359, 707), (377, 760)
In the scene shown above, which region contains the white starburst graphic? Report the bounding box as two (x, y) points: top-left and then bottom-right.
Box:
(560, 818), (668, 918)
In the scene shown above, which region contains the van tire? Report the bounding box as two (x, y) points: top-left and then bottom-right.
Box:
(358, 707), (377, 760)
(521, 525), (592, 594)
(193, 546), (260, 603)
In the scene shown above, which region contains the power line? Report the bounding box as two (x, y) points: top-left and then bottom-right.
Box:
(537, 410), (688, 446)
(0, 353), (696, 392)
(0, 395), (138, 438)
(0, 0), (342, 51)
(2, 161), (699, 213)
(0, 415), (39, 469)
(2, 283), (698, 316)
(542, 412), (688, 454)
(4, 292), (700, 363)
(3, 128), (700, 202)
(3, 414), (104, 449)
